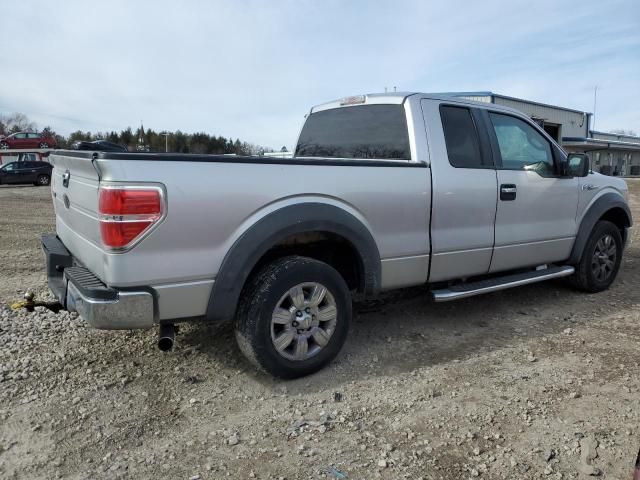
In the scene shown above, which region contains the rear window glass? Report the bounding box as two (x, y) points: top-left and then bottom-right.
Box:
(295, 105), (411, 160)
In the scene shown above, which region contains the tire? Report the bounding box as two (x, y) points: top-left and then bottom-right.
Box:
(36, 175), (50, 186)
(235, 256), (351, 378)
(572, 220), (622, 293)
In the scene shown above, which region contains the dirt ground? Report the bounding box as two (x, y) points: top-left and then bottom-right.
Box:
(1, 181), (639, 480)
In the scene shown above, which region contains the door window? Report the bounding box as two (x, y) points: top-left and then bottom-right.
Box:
(440, 106), (488, 168)
(489, 113), (555, 176)
(3, 163), (17, 171)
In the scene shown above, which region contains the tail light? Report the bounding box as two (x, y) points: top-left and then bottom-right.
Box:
(98, 185), (166, 251)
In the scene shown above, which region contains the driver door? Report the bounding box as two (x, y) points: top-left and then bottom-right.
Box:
(486, 111), (579, 273)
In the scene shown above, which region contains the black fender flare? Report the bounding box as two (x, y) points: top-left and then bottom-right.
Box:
(568, 192), (632, 264)
(205, 203), (381, 322)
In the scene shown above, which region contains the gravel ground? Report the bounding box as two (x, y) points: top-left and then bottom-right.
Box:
(1, 181), (640, 480)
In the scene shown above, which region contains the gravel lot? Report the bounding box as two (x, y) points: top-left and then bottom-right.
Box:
(1, 181), (640, 479)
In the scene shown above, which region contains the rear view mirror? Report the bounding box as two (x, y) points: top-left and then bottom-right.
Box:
(567, 153), (590, 177)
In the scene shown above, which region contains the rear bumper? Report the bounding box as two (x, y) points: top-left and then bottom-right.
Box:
(41, 234), (154, 329)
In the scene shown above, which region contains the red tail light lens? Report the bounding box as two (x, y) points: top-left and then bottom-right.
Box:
(99, 189), (161, 215)
(98, 186), (164, 250)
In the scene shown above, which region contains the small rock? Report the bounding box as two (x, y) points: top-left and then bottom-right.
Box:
(377, 459), (388, 468)
(227, 434), (240, 446)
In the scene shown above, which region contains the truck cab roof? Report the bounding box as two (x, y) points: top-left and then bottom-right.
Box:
(310, 92), (524, 117)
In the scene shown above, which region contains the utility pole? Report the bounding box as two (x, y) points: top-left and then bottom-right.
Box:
(592, 86), (598, 132)
(161, 132), (170, 153)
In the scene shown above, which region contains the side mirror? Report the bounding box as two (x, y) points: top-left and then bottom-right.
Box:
(566, 153), (590, 177)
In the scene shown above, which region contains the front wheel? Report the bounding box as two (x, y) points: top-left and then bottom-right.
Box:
(0, 142), (8, 150)
(36, 175), (50, 186)
(572, 220), (623, 292)
(39, 142), (49, 148)
(235, 256), (351, 378)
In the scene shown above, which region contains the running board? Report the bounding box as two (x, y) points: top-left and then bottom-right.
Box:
(431, 265), (575, 302)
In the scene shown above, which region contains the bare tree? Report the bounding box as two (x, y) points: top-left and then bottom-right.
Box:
(1, 112), (37, 133)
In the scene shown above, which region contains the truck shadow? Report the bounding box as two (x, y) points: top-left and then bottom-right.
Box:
(183, 256), (639, 392)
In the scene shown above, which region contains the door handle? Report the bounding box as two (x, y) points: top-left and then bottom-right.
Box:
(500, 184), (517, 201)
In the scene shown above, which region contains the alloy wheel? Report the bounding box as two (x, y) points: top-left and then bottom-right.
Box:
(270, 282), (338, 361)
(591, 234), (617, 282)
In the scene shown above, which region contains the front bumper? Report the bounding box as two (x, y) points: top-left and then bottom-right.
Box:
(41, 234), (154, 329)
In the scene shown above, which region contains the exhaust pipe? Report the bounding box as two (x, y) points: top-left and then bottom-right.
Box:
(158, 323), (175, 351)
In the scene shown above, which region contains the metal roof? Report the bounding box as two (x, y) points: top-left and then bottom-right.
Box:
(440, 91), (590, 116)
(562, 136), (640, 151)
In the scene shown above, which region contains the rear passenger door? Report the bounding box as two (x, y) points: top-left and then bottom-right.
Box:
(422, 100), (498, 282)
(485, 111), (579, 273)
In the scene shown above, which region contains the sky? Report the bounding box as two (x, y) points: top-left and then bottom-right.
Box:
(0, 0), (638, 149)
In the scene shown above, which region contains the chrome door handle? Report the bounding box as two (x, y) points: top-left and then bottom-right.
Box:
(582, 184), (599, 191)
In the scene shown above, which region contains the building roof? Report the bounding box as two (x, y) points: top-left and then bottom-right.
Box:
(562, 136), (640, 152)
(442, 91), (590, 116)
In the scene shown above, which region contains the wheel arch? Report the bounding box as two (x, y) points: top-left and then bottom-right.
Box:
(206, 202), (381, 322)
(568, 192), (632, 265)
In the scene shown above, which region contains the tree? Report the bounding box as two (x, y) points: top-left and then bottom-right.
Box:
(1, 112), (37, 133)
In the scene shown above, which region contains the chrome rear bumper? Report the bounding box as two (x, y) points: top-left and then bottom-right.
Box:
(42, 234), (155, 330)
(66, 281), (154, 330)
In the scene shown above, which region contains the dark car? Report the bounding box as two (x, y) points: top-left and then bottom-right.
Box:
(72, 140), (128, 152)
(0, 132), (57, 149)
(0, 161), (53, 186)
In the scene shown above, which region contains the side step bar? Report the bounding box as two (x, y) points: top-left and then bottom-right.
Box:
(431, 265), (575, 302)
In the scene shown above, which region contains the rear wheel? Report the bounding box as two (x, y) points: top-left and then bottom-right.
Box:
(39, 142), (49, 148)
(235, 256), (351, 378)
(0, 142), (8, 150)
(572, 220), (622, 292)
(36, 175), (50, 186)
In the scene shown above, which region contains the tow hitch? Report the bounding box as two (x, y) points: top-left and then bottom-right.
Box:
(10, 292), (63, 314)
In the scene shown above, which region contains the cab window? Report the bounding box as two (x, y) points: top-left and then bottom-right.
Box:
(295, 104), (411, 160)
(489, 113), (554, 175)
(440, 105), (488, 168)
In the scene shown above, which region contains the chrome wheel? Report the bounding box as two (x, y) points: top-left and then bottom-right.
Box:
(270, 282), (338, 361)
(39, 142), (49, 148)
(0, 142), (8, 150)
(38, 175), (50, 185)
(591, 234), (617, 282)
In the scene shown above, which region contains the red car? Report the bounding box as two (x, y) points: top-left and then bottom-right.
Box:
(0, 132), (57, 149)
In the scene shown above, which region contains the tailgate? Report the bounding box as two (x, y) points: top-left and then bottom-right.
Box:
(50, 152), (104, 276)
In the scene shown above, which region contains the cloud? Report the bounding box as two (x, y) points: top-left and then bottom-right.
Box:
(1, 0), (638, 147)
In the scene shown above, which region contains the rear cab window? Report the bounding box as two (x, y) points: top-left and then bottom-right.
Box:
(440, 105), (490, 168)
(295, 104), (411, 160)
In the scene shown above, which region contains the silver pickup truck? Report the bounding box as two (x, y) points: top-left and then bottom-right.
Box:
(42, 92), (632, 378)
